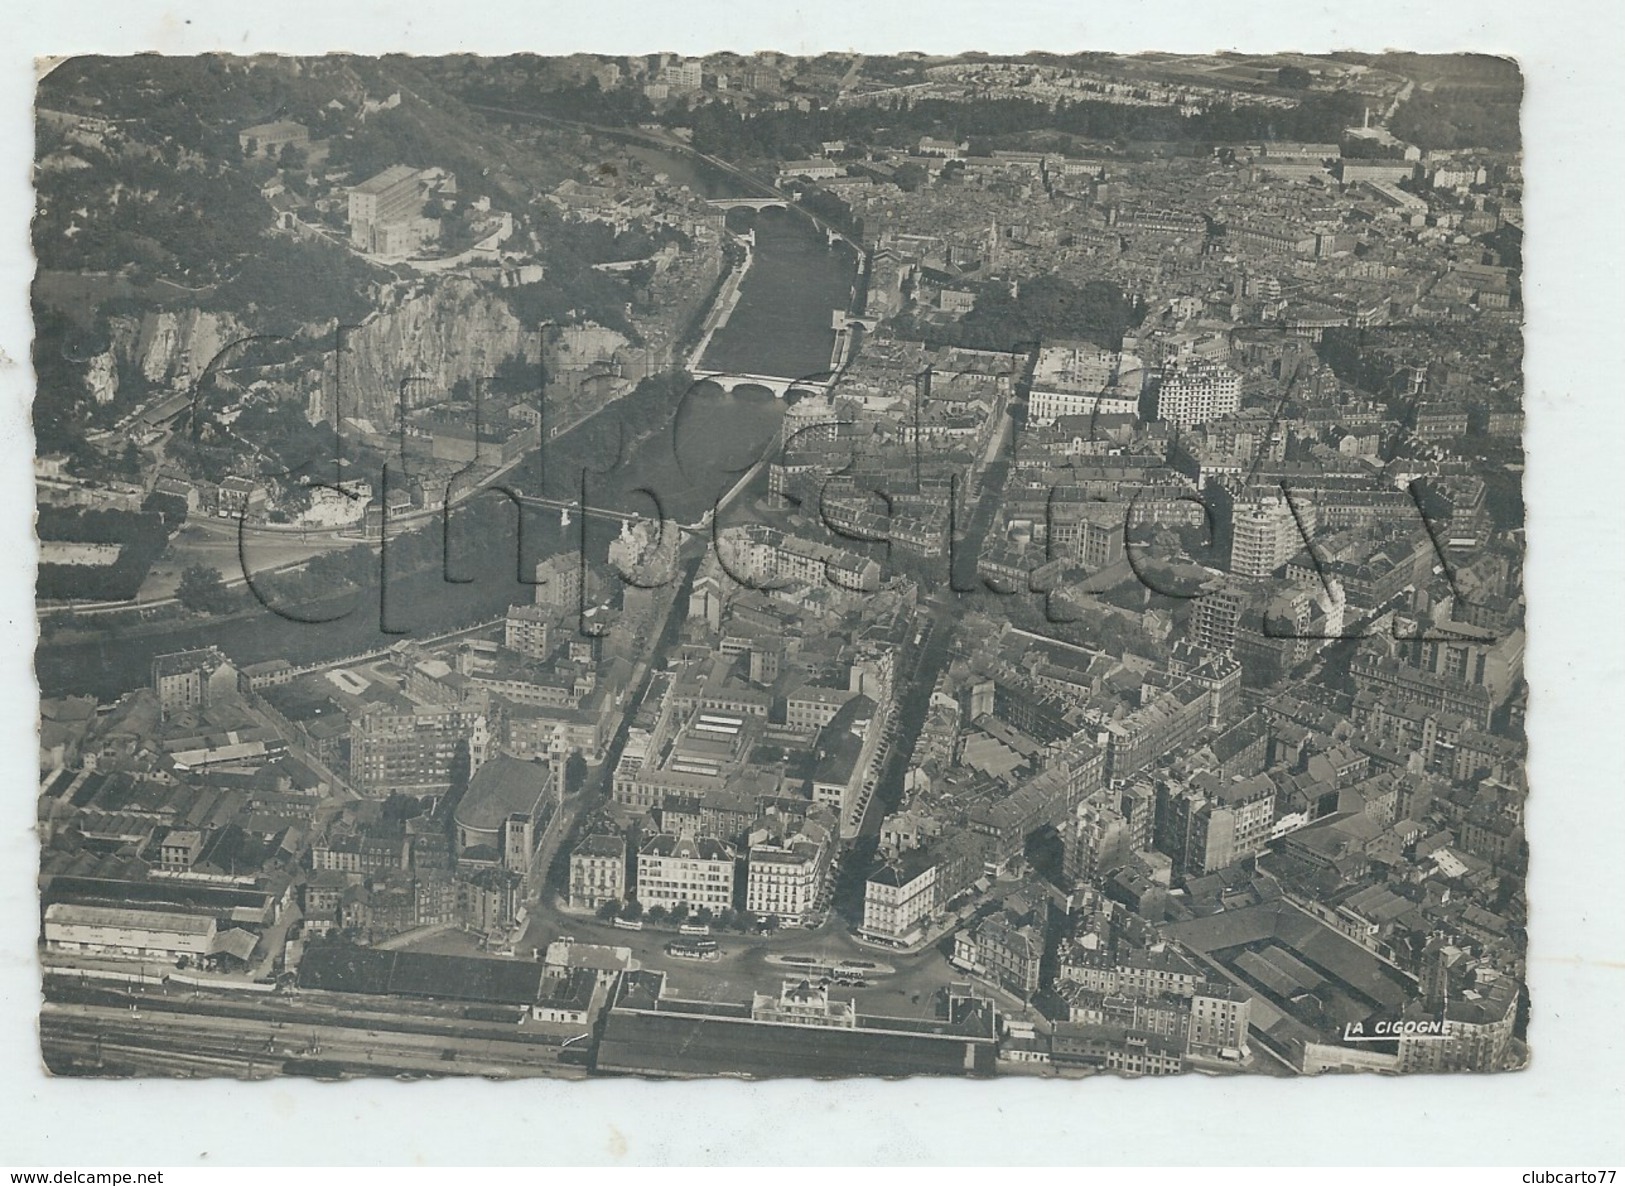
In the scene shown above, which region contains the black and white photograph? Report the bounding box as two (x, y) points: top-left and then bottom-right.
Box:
(28, 47), (1537, 1083)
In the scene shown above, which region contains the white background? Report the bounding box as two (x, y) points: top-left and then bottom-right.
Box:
(0, 0), (1620, 1167)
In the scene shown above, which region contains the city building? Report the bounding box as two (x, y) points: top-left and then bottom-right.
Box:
(1229, 496), (1314, 580)
(1028, 344), (1145, 426)
(745, 841), (823, 925)
(568, 833), (627, 911)
(151, 648), (240, 721)
(504, 603), (553, 660)
(636, 834), (736, 914)
(349, 703), (489, 795)
(952, 908), (1043, 999)
(1154, 361), (1241, 427)
(453, 754), (556, 867)
(859, 851), (938, 946)
(43, 903), (217, 963)
(1154, 772), (1277, 881)
(534, 554), (584, 611)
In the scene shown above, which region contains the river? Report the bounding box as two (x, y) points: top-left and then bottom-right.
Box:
(36, 133), (857, 701)
(621, 137), (859, 381)
(701, 209), (857, 382)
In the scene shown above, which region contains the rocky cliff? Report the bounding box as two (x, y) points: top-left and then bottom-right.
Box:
(95, 278), (540, 424)
(106, 307), (253, 391)
(327, 279), (539, 420)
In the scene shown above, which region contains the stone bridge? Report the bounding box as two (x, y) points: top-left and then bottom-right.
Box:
(707, 197), (791, 213)
(691, 370), (833, 399)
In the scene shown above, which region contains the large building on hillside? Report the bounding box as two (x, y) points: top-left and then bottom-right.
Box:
(347, 164), (432, 255)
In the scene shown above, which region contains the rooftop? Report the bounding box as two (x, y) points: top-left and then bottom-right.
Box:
(350, 164), (422, 196)
(455, 755), (553, 833)
(44, 903), (215, 935)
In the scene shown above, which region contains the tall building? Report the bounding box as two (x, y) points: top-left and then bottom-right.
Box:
(660, 59), (704, 90)
(349, 702), (488, 795)
(347, 165), (424, 251)
(504, 603), (553, 660)
(1229, 496), (1313, 579)
(1050, 503), (1125, 571)
(1190, 584), (1248, 653)
(1154, 773), (1276, 881)
(535, 554), (583, 611)
(1067, 793), (1131, 883)
(1187, 983), (1251, 1057)
(1154, 361), (1241, 427)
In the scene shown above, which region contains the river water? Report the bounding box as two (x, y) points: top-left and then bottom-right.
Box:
(701, 209), (856, 383)
(37, 133), (858, 701)
(624, 138), (858, 379)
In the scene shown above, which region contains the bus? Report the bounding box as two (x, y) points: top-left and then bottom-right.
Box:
(612, 917), (644, 931)
(666, 938), (720, 961)
(678, 923), (711, 937)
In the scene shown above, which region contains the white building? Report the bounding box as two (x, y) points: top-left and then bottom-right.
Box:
(1154, 360), (1241, 427)
(1229, 495), (1314, 580)
(778, 160), (844, 181)
(745, 842), (821, 924)
(660, 59), (704, 90)
(718, 527), (881, 594)
(43, 903), (217, 963)
(636, 834), (736, 913)
(1028, 344), (1145, 426)
(859, 857), (937, 945)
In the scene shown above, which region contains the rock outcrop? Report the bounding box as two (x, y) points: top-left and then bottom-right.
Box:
(106, 307), (252, 389)
(327, 279), (540, 420)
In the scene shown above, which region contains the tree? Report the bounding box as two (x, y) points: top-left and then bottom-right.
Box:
(595, 899), (621, 921)
(175, 564), (231, 613)
(893, 162), (928, 192)
(646, 905), (669, 924)
(382, 793), (428, 823)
